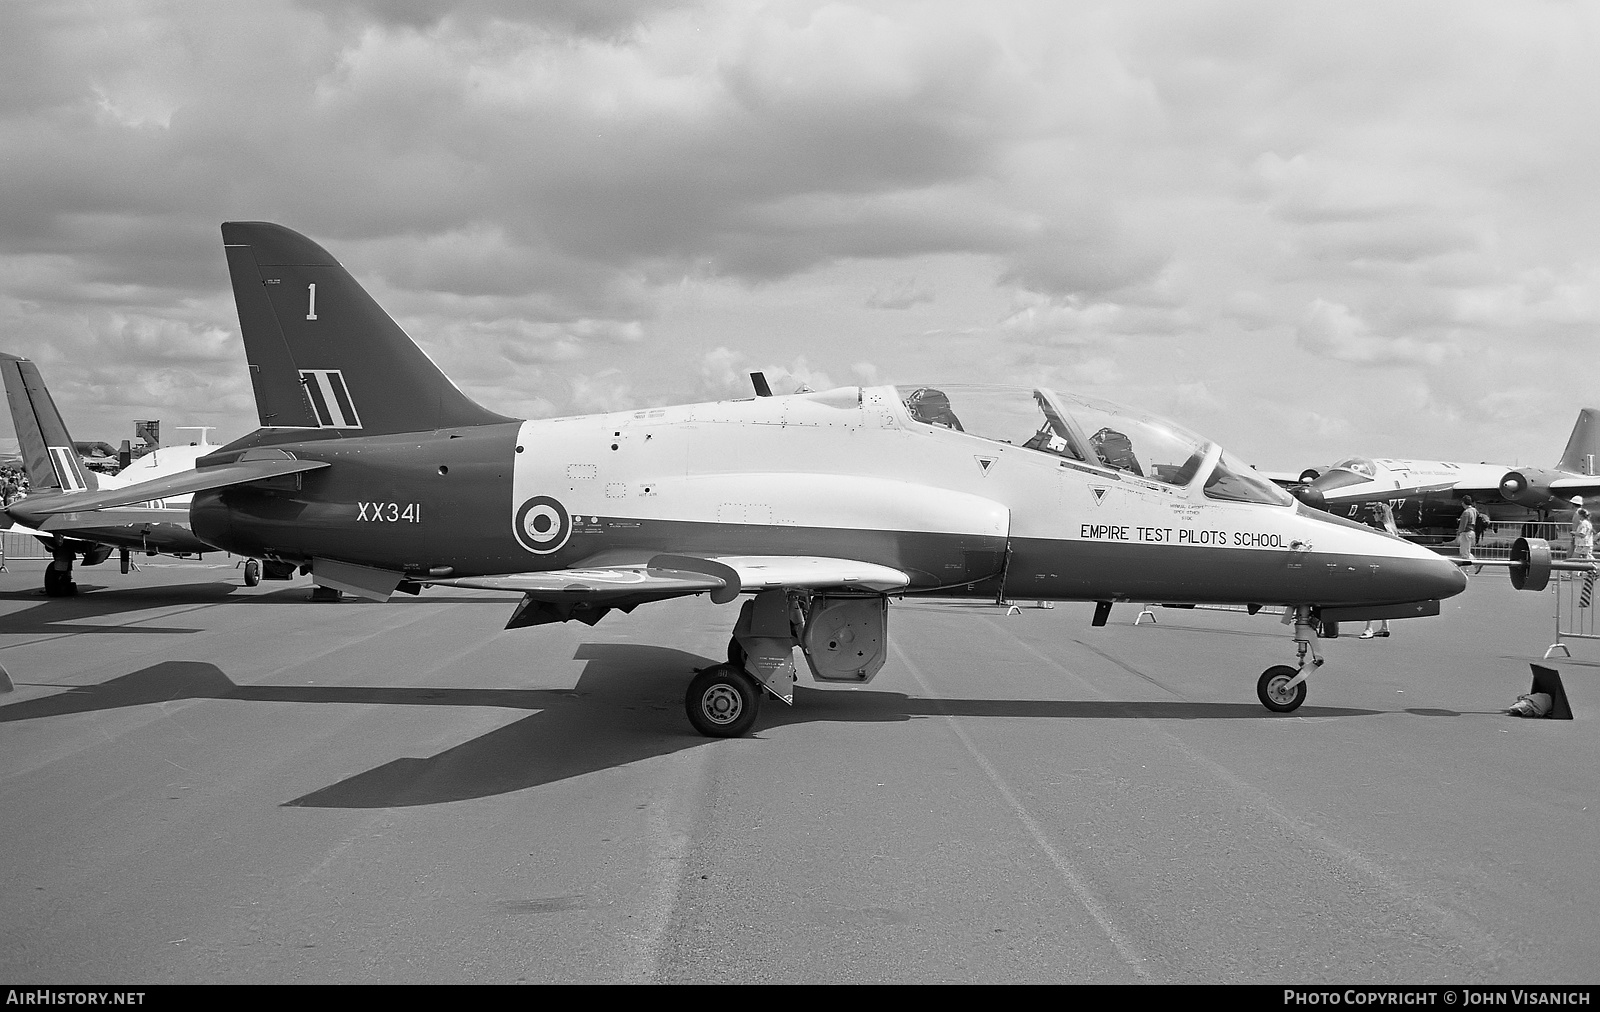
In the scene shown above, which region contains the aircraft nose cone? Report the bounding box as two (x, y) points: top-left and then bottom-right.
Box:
(1392, 552), (1468, 602)
(1289, 484), (1326, 511)
(1433, 556), (1469, 599)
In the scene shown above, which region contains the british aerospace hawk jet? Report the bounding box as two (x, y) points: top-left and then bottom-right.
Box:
(8, 222), (1475, 736)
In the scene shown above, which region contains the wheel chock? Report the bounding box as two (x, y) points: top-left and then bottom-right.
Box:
(1529, 664), (1574, 720)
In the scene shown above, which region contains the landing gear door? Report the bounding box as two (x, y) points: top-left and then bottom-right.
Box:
(801, 596), (888, 683)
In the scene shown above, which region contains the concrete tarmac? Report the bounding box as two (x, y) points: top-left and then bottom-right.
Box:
(0, 558), (1594, 984)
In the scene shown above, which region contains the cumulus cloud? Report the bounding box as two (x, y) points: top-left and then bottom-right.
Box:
(864, 278), (934, 310)
(695, 347), (843, 400)
(1, 0), (1599, 467)
(1294, 299), (1455, 367)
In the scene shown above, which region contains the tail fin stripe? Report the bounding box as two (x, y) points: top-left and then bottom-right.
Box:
(298, 369), (362, 428)
(300, 371), (334, 426)
(48, 446), (87, 492)
(327, 372), (360, 428)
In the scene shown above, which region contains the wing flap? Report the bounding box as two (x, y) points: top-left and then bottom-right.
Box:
(9, 459), (329, 515)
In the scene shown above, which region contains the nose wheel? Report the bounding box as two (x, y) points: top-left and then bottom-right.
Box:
(1257, 665), (1307, 712)
(686, 664), (761, 738)
(1255, 605), (1324, 713)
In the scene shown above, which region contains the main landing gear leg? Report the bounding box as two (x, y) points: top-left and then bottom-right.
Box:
(688, 590), (806, 738)
(1257, 605), (1321, 713)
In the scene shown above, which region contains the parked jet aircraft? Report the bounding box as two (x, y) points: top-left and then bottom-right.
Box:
(0, 353), (260, 595)
(1306, 411), (1600, 525)
(9, 222), (1478, 735)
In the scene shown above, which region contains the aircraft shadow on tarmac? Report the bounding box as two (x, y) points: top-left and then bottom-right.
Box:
(0, 644), (1401, 809)
(0, 582), (246, 634)
(0, 580), (524, 638)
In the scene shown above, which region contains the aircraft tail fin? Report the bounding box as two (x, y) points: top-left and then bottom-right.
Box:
(221, 222), (512, 436)
(1556, 408), (1600, 476)
(0, 354), (99, 493)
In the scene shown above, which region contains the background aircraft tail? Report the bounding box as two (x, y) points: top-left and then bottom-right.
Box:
(1556, 408), (1600, 476)
(221, 221), (512, 435)
(0, 353), (98, 493)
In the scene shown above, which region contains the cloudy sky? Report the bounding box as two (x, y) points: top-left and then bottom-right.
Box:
(3, 0), (1598, 470)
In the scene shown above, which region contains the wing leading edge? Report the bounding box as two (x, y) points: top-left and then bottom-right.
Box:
(430, 554), (911, 628)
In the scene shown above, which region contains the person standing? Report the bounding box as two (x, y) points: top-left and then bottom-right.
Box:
(1375, 498), (1398, 536)
(1571, 505), (1594, 561)
(1570, 503), (1597, 609)
(1457, 495), (1481, 574)
(1360, 502), (1393, 637)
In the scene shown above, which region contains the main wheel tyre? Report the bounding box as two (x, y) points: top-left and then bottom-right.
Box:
(44, 566), (76, 597)
(1257, 664), (1307, 713)
(686, 664), (761, 738)
(243, 559), (261, 587)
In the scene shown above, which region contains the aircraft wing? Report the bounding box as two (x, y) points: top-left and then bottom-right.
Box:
(7, 458), (329, 516)
(1549, 477), (1600, 500)
(428, 566), (727, 598)
(428, 563), (732, 628)
(654, 553), (911, 594)
(1316, 477), (1462, 505)
(429, 554), (910, 629)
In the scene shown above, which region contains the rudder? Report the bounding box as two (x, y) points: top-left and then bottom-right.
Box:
(221, 222), (511, 435)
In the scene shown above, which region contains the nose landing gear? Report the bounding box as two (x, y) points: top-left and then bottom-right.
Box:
(1257, 605), (1323, 713)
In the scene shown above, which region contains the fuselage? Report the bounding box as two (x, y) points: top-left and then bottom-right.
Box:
(9, 442), (215, 555)
(1308, 455), (1582, 527)
(192, 385), (1465, 608)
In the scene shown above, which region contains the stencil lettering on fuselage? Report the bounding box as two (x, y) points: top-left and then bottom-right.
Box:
(514, 495), (572, 555)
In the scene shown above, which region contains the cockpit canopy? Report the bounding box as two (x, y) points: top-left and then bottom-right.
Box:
(1309, 457), (1381, 494)
(895, 385), (1292, 507)
(1329, 457), (1378, 478)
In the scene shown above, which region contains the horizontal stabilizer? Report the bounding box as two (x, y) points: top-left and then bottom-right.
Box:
(9, 458), (329, 516)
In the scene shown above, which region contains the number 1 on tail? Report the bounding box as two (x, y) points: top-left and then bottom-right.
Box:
(306, 283), (318, 321)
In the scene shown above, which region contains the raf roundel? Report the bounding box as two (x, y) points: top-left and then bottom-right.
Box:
(514, 495), (572, 555)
